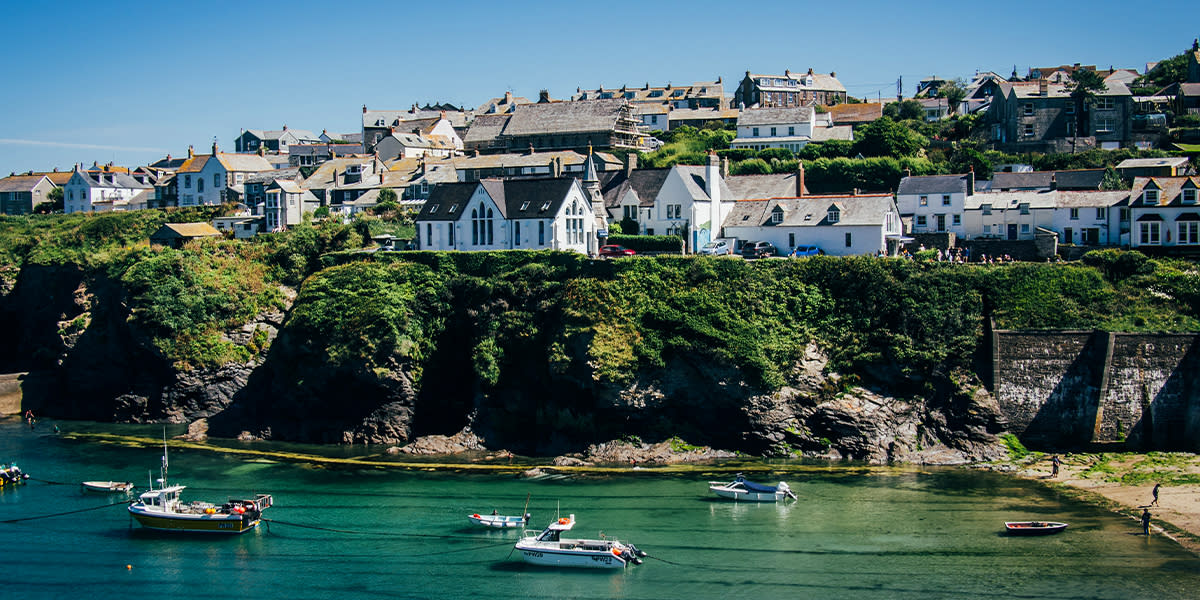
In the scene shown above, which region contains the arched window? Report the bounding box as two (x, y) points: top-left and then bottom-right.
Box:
(471, 207), (479, 245)
(486, 208), (494, 245)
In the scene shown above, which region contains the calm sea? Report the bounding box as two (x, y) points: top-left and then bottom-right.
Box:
(2, 420), (1197, 600)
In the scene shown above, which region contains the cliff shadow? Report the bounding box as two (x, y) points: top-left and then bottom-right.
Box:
(1127, 336), (1200, 451)
(1019, 332), (1105, 450)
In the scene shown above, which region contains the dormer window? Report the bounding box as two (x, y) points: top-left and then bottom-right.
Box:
(1182, 187), (1196, 204)
(771, 206), (784, 224)
(805, 75), (813, 87)
(520, 201), (530, 210)
(982, 204), (992, 215)
(1144, 189), (1159, 203)
(1019, 203), (1030, 215)
(827, 207), (840, 223)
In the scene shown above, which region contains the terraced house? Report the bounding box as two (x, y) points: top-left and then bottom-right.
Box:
(1129, 176), (1200, 252)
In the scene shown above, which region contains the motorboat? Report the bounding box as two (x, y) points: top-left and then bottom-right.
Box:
(1, 463), (29, 488)
(81, 481), (135, 494)
(708, 473), (796, 501)
(468, 512), (530, 528)
(514, 515), (646, 569)
(1004, 521), (1068, 535)
(127, 433), (272, 534)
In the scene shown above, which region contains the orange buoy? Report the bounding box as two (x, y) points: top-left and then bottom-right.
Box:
(126, 565), (132, 570)
(612, 548), (622, 556)
(472, 513), (480, 518)
(558, 518), (570, 525)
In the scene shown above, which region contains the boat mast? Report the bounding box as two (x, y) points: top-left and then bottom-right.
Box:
(159, 428), (169, 488)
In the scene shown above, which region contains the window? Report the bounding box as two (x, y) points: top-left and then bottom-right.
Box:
(982, 204), (992, 215)
(514, 221), (521, 246)
(916, 215), (927, 226)
(1063, 228), (1073, 243)
(1120, 208), (1130, 221)
(952, 214), (961, 226)
(827, 208), (840, 223)
(1019, 203), (1030, 215)
(919, 195), (928, 206)
(845, 232), (852, 247)
(1021, 224), (1030, 233)
(538, 221), (545, 245)
(623, 205), (636, 220)
(983, 224), (992, 234)
(1022, 123), (1034, 137)
(1096, 207), (1107, 219)
(1095, 117), (1115, 133)
(1179, 221), (1199, 245)
(1065, 103), (1076, 115)
(1023, 103), (1034, 116)
(1144, 189), (1159, 203)
(214, 174), (221, 188)
(1140, 221), (1161, 245)
(752, 127), (759, 137)
(771, 207), (783, 224)
(942, 194), (951, 206)
(1070, 208), (1079, 220)
(426, 223), (432, 246)
(1096, 97), (1115, 110)
(449, 204), (457, 213)
(1183, 189), (1197, 204)
(448, 224), (455, 246)
(198, 178), (204, 193)
(184, 175), (191, 188)
(770, 127), (777, 136)
(788, 126), (795, 136)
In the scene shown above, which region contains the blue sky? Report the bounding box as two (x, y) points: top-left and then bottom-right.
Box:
(2, 0), (1196, 175)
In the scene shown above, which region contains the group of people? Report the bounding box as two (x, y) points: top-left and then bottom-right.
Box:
(1049, 455), (1163, 536)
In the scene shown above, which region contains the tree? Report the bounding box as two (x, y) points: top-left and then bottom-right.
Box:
(35, 187), (64, 213)
(883, 99), (925, 121)
(940, 78), (968, 115)
(1137, 49), (1190, 90)
(1064, 70), (1108, 147)
(1100, 166), (1129, 191)
(852, 117), (928, 158)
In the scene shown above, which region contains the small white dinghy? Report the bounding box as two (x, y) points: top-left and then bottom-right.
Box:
(468, 512), (530, 528)
(708, 473), (796, 502)
(81, 481), (135, 494)
(514, 515), (646, 569)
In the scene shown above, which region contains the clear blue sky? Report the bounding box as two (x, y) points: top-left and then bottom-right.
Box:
(2, 0), (1196, 175)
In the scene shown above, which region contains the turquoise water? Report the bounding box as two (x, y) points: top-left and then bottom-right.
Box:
(2, 420), (1198, 599)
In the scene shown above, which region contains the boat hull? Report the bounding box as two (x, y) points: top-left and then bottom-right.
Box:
(82, 481), (133, 494)
(709, 485), (784, 502)
(128, 507), (259, 534)
(515, 544), (627, 569)
(468, 514), (527, 528)
(1004, 521), (1068, 536)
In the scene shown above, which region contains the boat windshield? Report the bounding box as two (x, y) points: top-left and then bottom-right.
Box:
(537, 528), (562, 542)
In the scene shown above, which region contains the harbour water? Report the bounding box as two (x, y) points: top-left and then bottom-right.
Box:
(2, 420), (1198, 599)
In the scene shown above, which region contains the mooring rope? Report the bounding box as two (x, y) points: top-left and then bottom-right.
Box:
(1, 499), (131, 523)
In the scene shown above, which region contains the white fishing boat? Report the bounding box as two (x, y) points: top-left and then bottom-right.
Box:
(81, 481), (134, 494)
(468, 512), (530, 528)
(708, 473), (796, 502)
(514, 515), (646, 569)
(127, 433), (272, 534)
(1, 463), (28, 488)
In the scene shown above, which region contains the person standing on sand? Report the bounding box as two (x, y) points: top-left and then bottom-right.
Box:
(1142, 508), (1152, 535)
(1151, 483), (1160, 506)
(1050, 455), (1061, 477)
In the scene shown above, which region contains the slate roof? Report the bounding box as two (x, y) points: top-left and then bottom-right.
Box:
(449, 150), (619, 171)
(737, 106), (813, 127)
(991, 169), (1105, 191)
(303, 157), (384, 189)
(39, 171), (74, 185)
(827, 102), (883, 124)
(1010, 80), (1132, 99)
(1181, 83), (1200, 96)
(475, 94), (532, 114)
(810, 126), (854, 142)
(1130, 176), (1200, 207)
(965, 190), (1127, 210)
(667, 107), (740, 122)
(0, 174), (49, 193)
(725, 172), (808, 200)
(488, 177), (580, 219)
(675, 165), (736, 203)
(462, 114), (511, 144)
(74, 170), (152, 190)
(1117, 157), (1190, 169)
(748, 71), (846, 93)
(416, 182), (477, 221)
(598, 168), (671, 208)
(363, 109), (470, 129)
(574, 81), (724, 103)
(244, 167), (301, 185)
(245, 128), (320, 143)
(724, 194), (894, 228)
(896, 174), (971, 196)
(502, 99), (631, 136)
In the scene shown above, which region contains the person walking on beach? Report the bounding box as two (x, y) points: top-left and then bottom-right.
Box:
(1050, 455), (1061, 477)
(1151, 483), (1161, 506)
(1142, 508), (1152, 535)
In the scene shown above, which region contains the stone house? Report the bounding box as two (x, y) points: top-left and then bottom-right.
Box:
(730, 106), (851, 152)
(235, 126), (321, 153)
(573, 79), (725, 109)
(986, 79), (1133, 152)
(63, 165), (153, 214)
(462, 99), (648, 155)
(733, 69), (848, 108)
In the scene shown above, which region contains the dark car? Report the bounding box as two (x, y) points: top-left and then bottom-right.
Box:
(740, 241), (777, 259)
(598, 244), (636, 258)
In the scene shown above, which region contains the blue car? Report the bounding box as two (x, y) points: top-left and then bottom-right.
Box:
(789, 245), (822, 257)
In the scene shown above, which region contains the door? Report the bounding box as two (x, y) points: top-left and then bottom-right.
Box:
(1007, 224), (1018, 240)
(936, 214), (946, 232)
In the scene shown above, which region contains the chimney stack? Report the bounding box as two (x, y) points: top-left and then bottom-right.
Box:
(538, 89), (551, 103)
(796, 161), (806, 197)
(1050, 173), (1058, 190)
(187, 146), (194, 159)
(624, 152), (637, 177)
(362, 104), (368, 114)
(967, 166), (975, 196)
(212, 141), (219, 155)
(1038, 78), (1048, 96)
(504, 91), (513, 104)
(721, 157), (729, 178)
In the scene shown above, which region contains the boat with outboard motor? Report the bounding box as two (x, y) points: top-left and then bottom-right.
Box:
(1, 463), (29, 488)
(1004, 521), (1068, 536)
(469, 512), (530, 528)
(708, 473), (796, 501)
(81, 481), (135, 494)
(514, 514), (646, 569)
(127, 434), (272, 534)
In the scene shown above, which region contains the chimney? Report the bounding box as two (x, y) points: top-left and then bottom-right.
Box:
(257, 146), (265, 156)
(853, 188), (859, 195)
(830, 71), (836, 78)
(212, 141), (219, 155)
(706, 152), (721, 203)
(528, 143), (536, 155)
(282, 124), (288, 131)
(1050, 173), (1058, 190)
(551, 157), (562, 178)
(807, 67), (814, 75)
(380, 172), (385, 185)
(538, 89), (551, 103)
(624, 153), (637, 177)
(967, 167), (975, 196)
(796, 161), (806, 197)
(721, 157), (729, 178)
(362, 104), (368, 114)
(904, 168), (912, 177)
(187, 145), (194, 159)
(1038, 78), (1048, 96)
(504, 91), (513, 104)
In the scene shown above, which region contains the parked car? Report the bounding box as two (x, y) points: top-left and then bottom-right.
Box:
(740, 241), (777, 259)
(599, 244), (636, 258)
(788, 245), (822, 257)
(698, 239), (733, 255)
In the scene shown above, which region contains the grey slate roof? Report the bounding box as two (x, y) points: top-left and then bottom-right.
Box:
(725, 172), (807, 200)
(737, 106), (813, 127)
(502, 99), (630, 136)
(991, 169), (1105, 191)
(598, 168), (671, 208)
(896, 174), (970, 196)
(0, 174), (49, 193)
(76, 170), (152, 189)
(418, 178), (580, 222)
(725, 194), (895, 228)
(463, 114), (511, 144)
(417, 182), (477, 221)
(675, 165), (735, 203)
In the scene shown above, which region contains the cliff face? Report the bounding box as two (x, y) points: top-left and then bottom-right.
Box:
(0, 257), (1005, 464)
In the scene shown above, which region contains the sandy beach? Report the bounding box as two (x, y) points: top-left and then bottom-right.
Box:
(1005, 452), (1200, 555)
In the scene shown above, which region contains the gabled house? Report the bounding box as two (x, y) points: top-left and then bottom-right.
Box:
(990, 169), (1106, 191)
(63, 164), (153, 213)
(986, 79), (1133, 152)
(963, 190), (1127, 244)
(731, 106), (851, 152)
(288, 143), (365, 167)
(361, 105), (470, 153)
(1129, 176), (1200, 250)
(734, 68), (848, 108)
(235, 126), (321, 153)
(263, 180), (318, 231)
(149, 223), (221, 249)
(480, 99), (649, 155)
(573, 79), (725, 109)
(242, 168), (303, 213)
(373, 131), (457, 162)
(414, 177), (596, 255)
(722, 192), (903, 256)
(598, 154), (734, 250)
(895, 172), (977, 235)
(175, 144), (274, 207)
(449, 149), (621, 182)
(300, 155), (387, 205)
(826, 102), (884, 127)
(0, 173), (55, 215)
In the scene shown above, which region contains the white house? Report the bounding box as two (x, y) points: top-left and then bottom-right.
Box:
(598, 154), (734, 251)
(896, 173), (976, 236)
(721, 193), (903, 256)
(374, 132), (457, 162)
(263, 180), (317, 232)
(63, 165), (152, 214)
(730, 107), (853, 153)
(1129, 176), (1200, 249)
(415, 177), (595, 255)
(176, 144), (274, 207)
(962, 190), (1126, 243)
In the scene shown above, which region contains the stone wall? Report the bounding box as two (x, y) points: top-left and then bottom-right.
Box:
(992, 329), (1200, 451)
(0, 372), (26, 415)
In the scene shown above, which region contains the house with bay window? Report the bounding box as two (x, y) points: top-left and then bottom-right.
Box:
(1129, 177), (1200, 250)
(414, 177), (595, 255)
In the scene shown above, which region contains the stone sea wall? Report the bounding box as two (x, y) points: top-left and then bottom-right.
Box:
(992, 328), (1200, 450)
